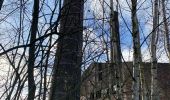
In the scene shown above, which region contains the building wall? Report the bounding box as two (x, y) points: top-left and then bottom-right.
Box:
(81, 62), (170, 100)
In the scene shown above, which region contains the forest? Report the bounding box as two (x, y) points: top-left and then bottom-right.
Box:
(0, 0), (169, 100)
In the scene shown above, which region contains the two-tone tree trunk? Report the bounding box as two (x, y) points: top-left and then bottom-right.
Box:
(110, 0), (122, 99)
(151, 0), (160, 100)
(27, 0), (39, 100)
(161, 0), (170, 62)
(131, 0), (145, 100)
(49, 0), (84, 100)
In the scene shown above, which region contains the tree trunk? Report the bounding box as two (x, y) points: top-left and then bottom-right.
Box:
(131, 0), (145, 100)
(49, 0), (84, 100)
(161, 0), (170, 62)
(27, 0), (39, 100)
(110, 1), (122, 99)
(151, 0), (160, 100)
(0, 0), (4, 10)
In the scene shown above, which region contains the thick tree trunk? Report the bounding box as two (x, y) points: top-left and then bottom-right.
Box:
(27, 0), (39, 100)
(49, 0), (84, 100)
(110, 1), (122, 99)
(151, 0), (159, 100)
(111, 12), (122, 100)
(114, 12), (122, 100)
(131, 0), (145, 100)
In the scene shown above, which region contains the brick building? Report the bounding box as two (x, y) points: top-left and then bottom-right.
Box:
(80, 62), (170, 100)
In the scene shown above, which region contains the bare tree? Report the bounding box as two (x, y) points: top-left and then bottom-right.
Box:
(27, 0), (39, 99)
(131, 0), (143, 100)
(49, 0), (84, 100)
(161, 0), (170, 62)
(151, 0), (160, 99)
(110, 0), (122, 98)
(0, 0), (170, 100)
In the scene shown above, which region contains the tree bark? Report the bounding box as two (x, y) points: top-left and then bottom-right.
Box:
(27, 0), (39, 100)
(49, 0), (84, 100)
(111, 12), (122, 100)
(151, 0), (160, 100)
(110, 0), (122, 99)
(161, 0), (170, 62)
(131, 0), (145, 100)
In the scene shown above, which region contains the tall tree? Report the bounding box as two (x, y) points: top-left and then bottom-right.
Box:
(49, 0), (84, 100)
(131, 0), (145, 100)
(161, 0), (170, 62)
(151, 0), (160, 99)
(27, 0), (39, 100)
(110, 0), (122, 99)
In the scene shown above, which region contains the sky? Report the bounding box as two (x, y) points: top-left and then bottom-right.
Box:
(0, 0), (169, 73)
(0, 0), (169, 77)
(84, 0), (170, 63)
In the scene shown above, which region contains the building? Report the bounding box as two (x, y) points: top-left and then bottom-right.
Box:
(81, 62), (170, 100)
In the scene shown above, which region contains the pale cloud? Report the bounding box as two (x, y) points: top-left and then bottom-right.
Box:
(122, 46), (169, 63)
(122, 48), (133, 61)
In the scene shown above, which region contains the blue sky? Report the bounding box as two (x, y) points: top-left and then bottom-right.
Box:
(83, 0), (169, 63)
